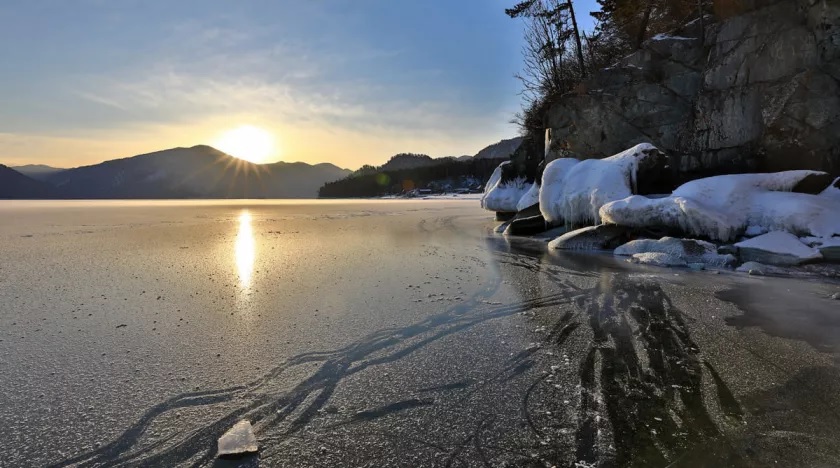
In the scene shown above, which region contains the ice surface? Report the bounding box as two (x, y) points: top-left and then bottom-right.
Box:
(601, 171), (840, 241)
(735, 231), (823, 261)
(218, 420), (258, 457)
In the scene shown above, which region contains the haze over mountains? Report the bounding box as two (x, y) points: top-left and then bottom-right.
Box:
(1, 137), (522, 199)
(12, 164), (66, 181)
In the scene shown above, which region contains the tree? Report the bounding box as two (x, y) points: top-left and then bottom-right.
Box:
(506, 1), (593, 135)
(592, 0), (698, 50)
(506, 1), (587, 78)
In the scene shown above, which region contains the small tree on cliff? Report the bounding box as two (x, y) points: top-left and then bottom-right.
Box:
(591, 0), (700, 50)
(506, 0), (587, 79)
(506, 0), (589, 135)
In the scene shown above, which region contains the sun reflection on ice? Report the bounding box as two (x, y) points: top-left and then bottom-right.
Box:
(235, 211), (255, 289)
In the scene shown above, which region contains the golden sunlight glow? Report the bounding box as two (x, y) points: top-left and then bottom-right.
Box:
(215, 125), (276, 163)
(235, 211), (255, 288)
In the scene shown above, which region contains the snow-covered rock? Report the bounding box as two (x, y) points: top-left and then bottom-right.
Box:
(516, 182), (541, 212)
(615, 237), (736, 267)
(822, 178), (840, 202)
(539, 158), (580, 224)
(554, 144), (665, 226)
(218, 420), (258, 457)
(601, 171), (840, 241)
(481, 165), (533, 213)
(735, 231), (823, 266)
(548, 224), (632, 251)
(628, 252), (688, 267)
(482, 162), (532, 213)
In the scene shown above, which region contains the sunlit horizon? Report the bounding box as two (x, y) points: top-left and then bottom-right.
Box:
(214, 125), (279, 164)
(0, 0), (569, 170)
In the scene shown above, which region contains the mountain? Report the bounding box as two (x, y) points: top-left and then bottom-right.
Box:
(44, 145), (351, 199)
(12, 164), (66, 181)
(473, 137), (523, 160)
(379, 153), (438, 171)
(0, 165), (57, 199)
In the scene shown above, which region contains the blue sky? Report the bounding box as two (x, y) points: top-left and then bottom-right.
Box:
(0, 0), (599, 168)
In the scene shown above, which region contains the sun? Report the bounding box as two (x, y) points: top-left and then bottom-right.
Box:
(214, 125), (276, 164)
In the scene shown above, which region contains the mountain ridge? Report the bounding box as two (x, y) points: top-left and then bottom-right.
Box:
(4, 145), (351, 199)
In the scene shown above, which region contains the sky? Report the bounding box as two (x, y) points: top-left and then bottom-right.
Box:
(0, 0), (599, 169)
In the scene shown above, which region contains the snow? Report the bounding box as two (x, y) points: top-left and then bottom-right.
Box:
(744, 225), (766, 237)
(516, 182), (541, 212)
(614, 237), (735, 266)
(601, 171), (840, 241)
(542, 143), (661, 226)
(822, 177), (840, 201)
(628, 252), (688, 267)
(481, 162), (533, 213)
(218, 420), (258, 457)
(735, 231), (823, 261)
(539, 158), (580, 223)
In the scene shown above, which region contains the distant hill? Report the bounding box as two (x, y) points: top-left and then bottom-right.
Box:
(0, 165), (57, 199)
(42, 145), (351, 199)
(12, 164), (66, 181)
(380, 153), (437, 171)
(319, 137), (523, 198)
(473, 137), (523, 160)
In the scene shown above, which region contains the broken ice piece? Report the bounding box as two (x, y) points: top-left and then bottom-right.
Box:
(218, 420), (258, 457)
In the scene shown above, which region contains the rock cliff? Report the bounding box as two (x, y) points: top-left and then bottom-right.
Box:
(543, 0), (840, 181)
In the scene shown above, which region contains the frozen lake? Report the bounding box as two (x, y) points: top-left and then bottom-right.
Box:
(1, 200), (840, 467)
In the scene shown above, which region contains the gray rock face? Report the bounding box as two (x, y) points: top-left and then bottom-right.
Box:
(819, 245), (840, 263)
(545, 0), (840, 178)
(548, 224), (632, 251)
(503, 203), (548, 236)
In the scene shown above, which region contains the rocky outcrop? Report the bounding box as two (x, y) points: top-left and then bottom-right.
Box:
(545, 0), (840, 180)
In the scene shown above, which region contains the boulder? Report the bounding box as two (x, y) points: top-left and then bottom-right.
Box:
(628, 252), (689, 267)
(615, 237), (736, 267)
(548, 224), (633, 251)
(504, 204), (548, 236)
(735, 231), (824, 266)
(819, 246), (840, 262)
